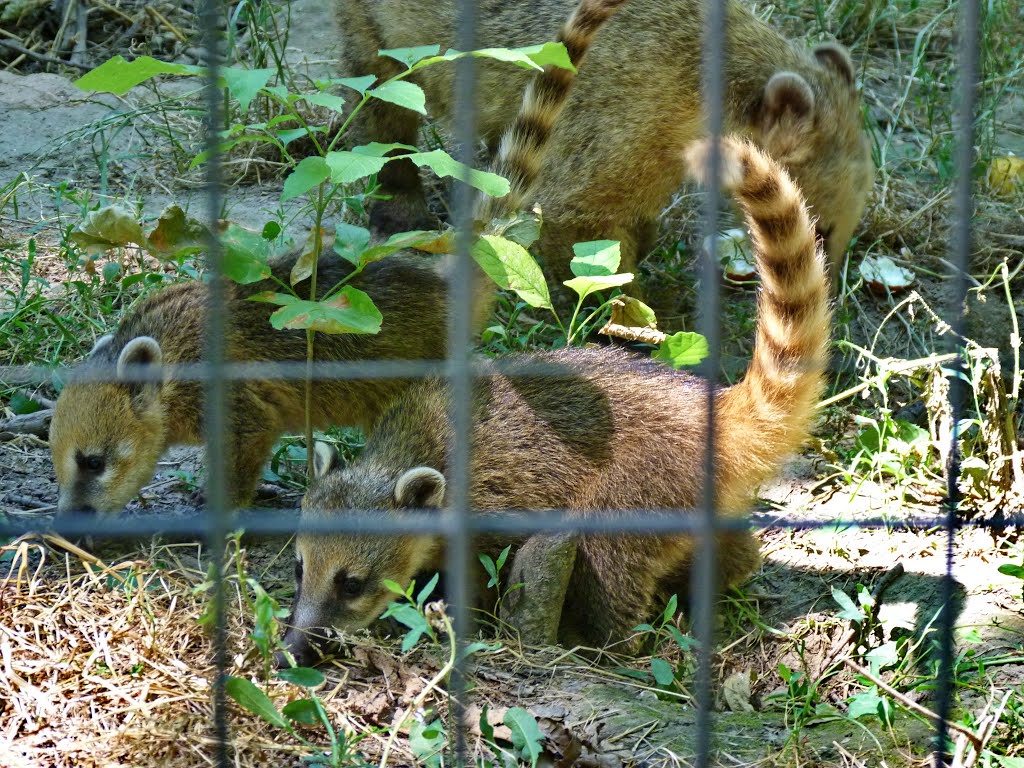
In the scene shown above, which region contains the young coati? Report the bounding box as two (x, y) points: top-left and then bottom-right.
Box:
(283, 135), (831, 661)
(336, 0), (873, 286)
(48, 0), (627, 517)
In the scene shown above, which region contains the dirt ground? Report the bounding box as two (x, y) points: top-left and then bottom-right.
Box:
(1, 0), (1023, 766)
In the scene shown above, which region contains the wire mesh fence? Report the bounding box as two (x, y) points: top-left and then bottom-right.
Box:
(0, 0), (1013, 766)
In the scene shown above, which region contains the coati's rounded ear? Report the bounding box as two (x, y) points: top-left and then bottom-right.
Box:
(762, 71), (815, 123)
(116, 336), (162, 379)
(813, 42), (855, 86)
(395, 467), (446, 510)
(312, 442), (341, 479)
(89, 334), (115, 358)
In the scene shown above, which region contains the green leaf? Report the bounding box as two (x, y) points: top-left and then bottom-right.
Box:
(406, 150), (511, 197)
(409, 719), (446, 768)
(269, 286), (383, 334)
(380, 45), (442, 68)
(145, 205), (208, 258)
(653, 331), (710, 369)
(73, 55), (197, 95)
(473, 234), (551, 309)
(667, 626), (696, 652)
(221, 223), (272, 284)
(847, 687), (885, 721)
(504, 707), (545, 766)
(282, 698), (320, 726)
(650, 658), (675, 687)
(290, 226), (334, 286)
(381, 579), (407, 596)
(301, 92), (348, 113)
(358, 229), (452, 265)
(479, 704), (496, 743)
(662, 594), (679, 624)
(998, 563), (1024, 579)
(275, 667), (325, 688)
(333, 222), (372, 266)
(353, 141), (419, 157)
(424, 42), (575, 74)
(562, 272), (633, 301)
(570, 240), (621, 277)
(369, 80), (426, 115)
(70, 206), (146, 255)
(496, 545), (511, 571)
(325, 150), (389, 185)
(462, 641), (500, 660)
(995, 757), (1024, 768)
(832, 586), (866, 623)
(478, 553), (498, 589)
(8, 393), (42, 415)
(101, 262), (121, 283)
(224, 676), (290, 730)
(282, 156), (330, 202)
(416, 572), (440, 606)
(222, 67), (275, 114)
(331, 74), (377, 95)
(865, 641), (900, 674)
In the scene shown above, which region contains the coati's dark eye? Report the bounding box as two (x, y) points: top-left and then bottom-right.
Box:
(76, 453), (105, 474)
(294, 560), (303, 582)
(334, 571), (364, 598)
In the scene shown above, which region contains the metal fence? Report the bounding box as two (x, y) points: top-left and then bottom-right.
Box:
(0, 0), (999, 766)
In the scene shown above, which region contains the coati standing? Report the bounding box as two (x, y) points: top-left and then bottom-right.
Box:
(47, 0), (626, 516)
(284, 135), (831, 661)
(335, 0), (873, 286)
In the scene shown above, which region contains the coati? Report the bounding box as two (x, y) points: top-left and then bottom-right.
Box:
(283, 135), (831, 662)
(47, 0), (627, 517)
(336, 0), (873, 286)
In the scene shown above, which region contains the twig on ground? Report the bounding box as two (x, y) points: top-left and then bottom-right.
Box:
(145, 6), (189, 44)
(0, 38), (91, 71)
(0, 408), (53, 440)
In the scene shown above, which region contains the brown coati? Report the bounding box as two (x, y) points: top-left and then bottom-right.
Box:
(336, 0), (873, 286)
(48, 0), (627, 517)
(283, 136), (831, 661)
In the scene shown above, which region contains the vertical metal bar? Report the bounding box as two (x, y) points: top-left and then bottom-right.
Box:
(694, 0), (725, 763)
(934, 1), (979, 765)
(197, 1), (229, 765)
(448, 0), (478, 761)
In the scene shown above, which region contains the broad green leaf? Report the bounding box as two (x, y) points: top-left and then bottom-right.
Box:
(222, 67), (275, 113)
(325, 150), (389, 184)
(247, 291), (297, 307)
(383, 603), (430, 652)
(331, 74), (377, 95)
(221, 223), (272, 284)
(607, 296), (658, 329)
(662, 594), (679, 624)
(275, 667), (325, 688)
(415, 43), (575, 74)
(71, 206), (146, 255)
(276, 127), (322, 148)
(381, 579), (407, 596)
(224, 676), (290, 730)
(380, 45), (442, 68)
(653, 331), (710, 369)
(409, 719), (446, 768)
(282, 698), (320, 725)
(282, 156), (330, 202)
(562, 272), (633, 301)
(650, 658), (675, 687)
(832, 586), (866, 623)
(269, 286), (382, 334)
(358, 229), (452, 265)
(261, 221), (282, 240)
(353, 141), (418, 157)
(998, 563), (1024, 579)
(290, 227), (335, 286)
(995, 757), (1024, 768)
(847, 687), (884, 721)
(488, 208), (542, 248)
(74, 55), (197, 94)
(479, 704), (496, 743)
(301, 92), (348, 113)
(478, 554), (498, 588)
(865, 641), (899, 673)
(570, 240), (621, 277)
(473, 234), (551, 309)
(416, 572), (440, 606)
(333, 222), (372, 266)
(406, 150), (511, 197)
(369, 80), (426, 115)
(101, 261), (122, 283)
(8, 393), (42, 415)
(146, 204), (208, 258)
(504, 707), (545, 767)
(496, 544), (511, 571)
(462, 641), (500, 660)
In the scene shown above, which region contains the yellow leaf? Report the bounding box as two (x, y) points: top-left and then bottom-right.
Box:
(987, 155), (1024, 196)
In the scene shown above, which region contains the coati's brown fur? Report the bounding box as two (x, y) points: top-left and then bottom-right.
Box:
(285, 136), (831, 660)
(336, 0), (873, 285)
(48, 0), (625, 517)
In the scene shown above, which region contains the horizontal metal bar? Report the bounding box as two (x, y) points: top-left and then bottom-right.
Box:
(3, 508), (1020, 540)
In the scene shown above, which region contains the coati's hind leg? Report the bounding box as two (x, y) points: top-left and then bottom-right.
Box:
(560, 535), (662, 652)
(654, 530), (762, 619)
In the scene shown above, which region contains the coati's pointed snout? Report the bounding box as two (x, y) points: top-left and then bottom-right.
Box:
(276, 626), (326, 669)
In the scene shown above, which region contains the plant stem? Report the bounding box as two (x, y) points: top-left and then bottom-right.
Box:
(305, 184), (326, 482)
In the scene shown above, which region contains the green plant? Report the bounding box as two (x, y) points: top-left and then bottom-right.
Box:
(478, 544), (524, 619)
(619, 594), (697, 693)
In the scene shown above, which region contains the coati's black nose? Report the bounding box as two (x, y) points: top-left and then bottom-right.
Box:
(275, 637), (320, 669)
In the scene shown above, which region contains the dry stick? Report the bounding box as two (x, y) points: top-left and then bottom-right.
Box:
(842, 658), (983, 755)
(817, 353), (960, 408)
(0, 38), (90, 70)
(145, 6), (189, 44)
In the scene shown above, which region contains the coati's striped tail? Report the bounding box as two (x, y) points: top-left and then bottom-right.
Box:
(476, 0), (627, 224)
(686, 137), (831, 492)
